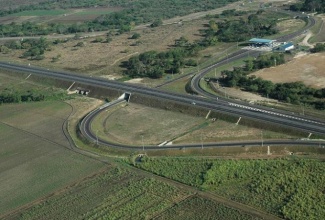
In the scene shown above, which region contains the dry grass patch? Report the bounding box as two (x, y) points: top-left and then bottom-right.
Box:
(276, 19), (305, 34)
(174, 119), (296, 144)
(90, 102), (299, 147)
(92, 103), (206, 146)
(252, 53), (325, 88)
(0, 19), (206, 77)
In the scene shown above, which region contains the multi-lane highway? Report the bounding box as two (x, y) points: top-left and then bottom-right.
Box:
(0, 61), (324, 137)
(0, 12), (324, 149)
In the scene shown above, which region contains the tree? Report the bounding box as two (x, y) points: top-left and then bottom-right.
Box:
(245, 59), (254, 71)
(150, 19), (163, 28)
(174, 36), (189, 47)
(208, 20), (218, 31)
(131, 32), (141, 39)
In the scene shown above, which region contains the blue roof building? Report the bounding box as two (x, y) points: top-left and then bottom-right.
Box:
(249, 38), (276, 47)
(274, 42), (295, 52)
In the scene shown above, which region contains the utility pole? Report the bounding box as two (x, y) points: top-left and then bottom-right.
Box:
(96, 130), (99, 145)
(274, 58), (276, 67)
(196, 59), (199, 73)
(141, 135), (144, 151)
(226, 52), (229, 64)
(261, 130), (264, 147)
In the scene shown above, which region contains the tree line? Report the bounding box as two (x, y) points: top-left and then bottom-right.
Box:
(0, 0), (241, 37)
(1, 37), (52, 60)
(0, 87), (70, 104)
(290, 0), (325, 13)
(310, 43), (325, 53)
(0, 89), (45, 104)
(219, 53), (325, 109)
(204, 10), (279, 43)
(123, 41), (198, 79)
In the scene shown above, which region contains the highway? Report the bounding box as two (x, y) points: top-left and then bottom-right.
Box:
(0, 13), (324, 149)
(1, 61), (324, 137)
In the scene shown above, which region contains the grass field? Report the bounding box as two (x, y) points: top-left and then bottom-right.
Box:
(92, 103), (206, 146)
(136, 157), (325, 220)
(310, 15), (325, 43)
(90, 102), (301, 147)
(0, 101), (105, 215)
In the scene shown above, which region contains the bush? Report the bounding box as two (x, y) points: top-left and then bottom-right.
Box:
(75, 42), (85, 47)
(150, 19), (163, 27)
(131, 33), (141, 39)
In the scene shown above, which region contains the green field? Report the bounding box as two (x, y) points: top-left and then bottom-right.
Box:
(8, 167), (190, 219)
(0, 101), (105, 215)
(9, 9), (70, 16)
(6, 165), (262, 220)
(74, 9), (116, 16)
(136, 157), (325, 220)
(13, 167), (188, 219)
(157, 196), (261, 220)
(0, 98), (263, 219)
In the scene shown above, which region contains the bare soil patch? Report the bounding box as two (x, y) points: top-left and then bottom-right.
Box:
(252, 53), (325, 88)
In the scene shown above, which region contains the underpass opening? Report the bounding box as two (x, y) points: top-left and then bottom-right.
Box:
(118, 92), (131, 102)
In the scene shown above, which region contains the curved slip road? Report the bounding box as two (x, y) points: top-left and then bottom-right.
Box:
(79, 98), (325, 150)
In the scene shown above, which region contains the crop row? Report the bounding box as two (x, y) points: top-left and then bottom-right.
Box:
(19, 168), (190, 219)
(136, 157), (325, 219)
(157, 195), (260, 220)
(20, 167), (138, 219)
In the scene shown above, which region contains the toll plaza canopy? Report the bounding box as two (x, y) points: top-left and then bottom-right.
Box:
(249, 38), (276, 47)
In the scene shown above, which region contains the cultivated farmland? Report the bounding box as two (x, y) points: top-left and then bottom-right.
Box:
(6, 167), (191, 219)
(136, 157), (325, 220)
(4, 165), (263, 220)
(157, 195), (261, 220)
(0, 101), (105, 215)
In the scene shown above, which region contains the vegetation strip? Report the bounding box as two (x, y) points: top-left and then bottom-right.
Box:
(135, 157), (325, 219)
